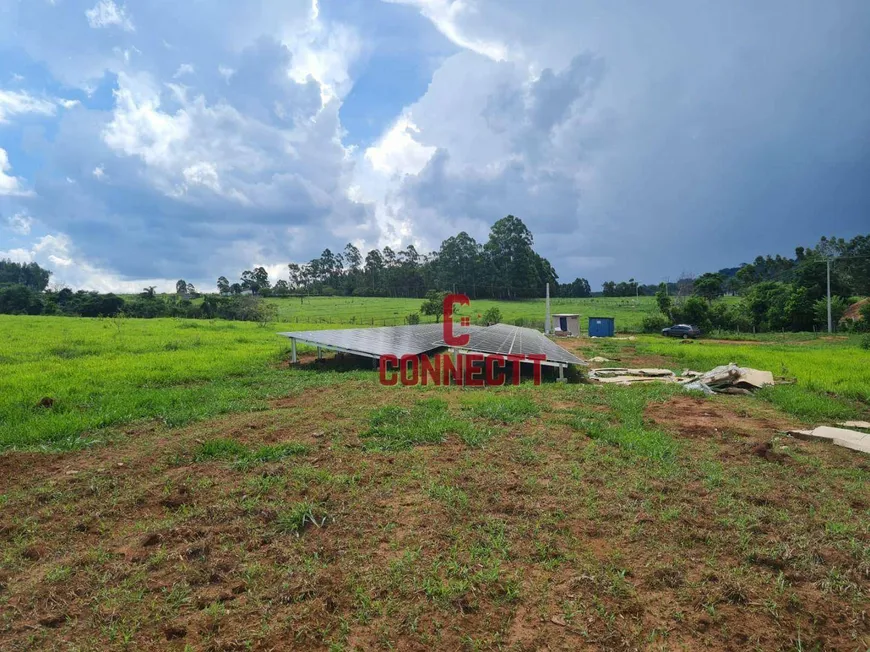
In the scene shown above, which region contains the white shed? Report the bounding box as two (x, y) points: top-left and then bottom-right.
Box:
(552, 313), (580, 337)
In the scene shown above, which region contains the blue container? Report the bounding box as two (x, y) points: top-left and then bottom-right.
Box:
(588, 317), (615, 337)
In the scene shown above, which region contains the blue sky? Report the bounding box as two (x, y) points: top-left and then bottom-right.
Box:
(1, 0), (869, 292)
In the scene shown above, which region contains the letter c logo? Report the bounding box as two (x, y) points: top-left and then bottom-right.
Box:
(443, 293), (470, 346)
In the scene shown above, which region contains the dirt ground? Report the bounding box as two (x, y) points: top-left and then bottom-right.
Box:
(1, 372), (868, 651)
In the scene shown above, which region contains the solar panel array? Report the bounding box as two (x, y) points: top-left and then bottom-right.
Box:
(278, 323), (584, 365)
(277, 323), (466, 358)
(434, 323), (585, 365)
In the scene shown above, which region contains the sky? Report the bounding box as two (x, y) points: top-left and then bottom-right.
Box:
(1, 0), (869, 293)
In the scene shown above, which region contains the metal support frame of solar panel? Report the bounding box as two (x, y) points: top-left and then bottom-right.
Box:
(278, 324), (486, 359)
(438, 323), (585, 366)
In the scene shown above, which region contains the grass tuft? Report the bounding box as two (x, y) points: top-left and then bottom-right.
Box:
(362, 398), (483, 451)
(195, 438), (247, 461)
(276, 501), (327, 534)
(462, 393), (540, 423)
(195, 438), (310, 467)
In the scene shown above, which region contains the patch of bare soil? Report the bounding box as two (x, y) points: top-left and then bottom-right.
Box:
(844, 298), (869, 321)
(564, 340), (677, 370)
(645, 395), (793, 439)
(0, 382), (867, 651)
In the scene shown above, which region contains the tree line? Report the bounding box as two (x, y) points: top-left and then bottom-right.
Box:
(637, 234), (870, 333)
(0, 272), (276, 323)
(2, 226), (867, 332)
(212, 216), (592, 300)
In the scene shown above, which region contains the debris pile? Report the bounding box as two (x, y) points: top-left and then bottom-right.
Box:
(588, 368), (679, 385)
(680, 363), (774, 396)
(588, 362), (775, 395)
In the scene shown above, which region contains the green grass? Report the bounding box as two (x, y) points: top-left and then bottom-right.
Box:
(577, 384), (681, 460)
(362, 398), (485, 451)
(195, 438), (248, 461)
(460, 393), (540, 423)
(195, 438), (310, 467)
(0, 315), (357, 449)
(635, 334), (870, 420)
(276, 501), (327, 534)
(267, 295), (674, 330)
(2, 313), (868, 450)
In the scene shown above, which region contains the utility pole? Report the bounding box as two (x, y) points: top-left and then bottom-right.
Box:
(826, 258), (832, 334)
(544, 283), (551, 334)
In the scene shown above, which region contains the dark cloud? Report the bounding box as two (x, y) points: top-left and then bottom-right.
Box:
(390, 0), (870, 287)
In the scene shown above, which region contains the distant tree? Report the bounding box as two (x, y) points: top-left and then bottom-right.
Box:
(741, 282), (791, 331)
(344, 243), (362, 271)
(483, 215), (540, 298)
(140, 286), (157, 299)
(240, 270), (259, 294)
(273, 279), (290, 296)
(0, 259), (52, 292)
(676, 296), (711, 330)
(287, 263), (303, 290)
(217, 276), (230, 294)
(230, 282), (242, 295)
(185, 283), (196, 295)
(0, 284), (43, 314)
(421, 290), (448, 323)
(253, 266), (270, 290)
(176, 279), (188, 294)
(676, 274), (695, 297)
(694, 273), (725, 302)
(784, 286), (814, 331)
(364, 249), (385, 291)
(813, 296), (849, 331)
(562, 277), (591, 298)
(655, 285), (673, 319)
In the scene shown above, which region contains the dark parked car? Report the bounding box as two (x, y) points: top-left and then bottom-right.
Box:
(661, 324), (702, 339)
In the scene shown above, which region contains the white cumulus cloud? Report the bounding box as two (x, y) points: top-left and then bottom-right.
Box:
(364, 115), (436, 177)
(0, 148), (33, 196)
(173, 63), (195, 78)
(85, 0), (135, 32)
(0, 89), (57, 123)
(6, 212), (34, 235)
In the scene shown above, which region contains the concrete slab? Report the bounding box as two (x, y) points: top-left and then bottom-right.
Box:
(838, 420), (870, 429)
(789, 426), (870, 454)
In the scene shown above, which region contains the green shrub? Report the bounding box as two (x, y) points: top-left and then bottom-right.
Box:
(860, 334), (870, 350)
(406, 312), (420, 325)
(481, 307), (502, 325)
(641, 313), (670, 333)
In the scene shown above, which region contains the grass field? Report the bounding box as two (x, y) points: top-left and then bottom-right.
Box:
(635, 336), (870, 414)
(0, 316), (340, 449)
(267, 295), (670, 330)
(1, 314), (868, 650)
(2, 315), (868, 450)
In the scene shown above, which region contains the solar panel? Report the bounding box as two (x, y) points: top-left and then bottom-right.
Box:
(433, 323), (585, 366)
(278, 323), (483, 359)
(279, 323), (585, 366)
